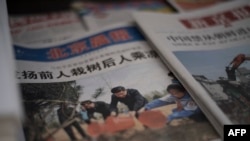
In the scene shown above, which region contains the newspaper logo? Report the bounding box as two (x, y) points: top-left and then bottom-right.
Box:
(180, 5), (250, 29)
(224, 125), (250, 141)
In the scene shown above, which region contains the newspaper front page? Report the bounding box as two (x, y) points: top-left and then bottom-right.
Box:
(13, 22), (220, 141)
(133, 0), (250, 137)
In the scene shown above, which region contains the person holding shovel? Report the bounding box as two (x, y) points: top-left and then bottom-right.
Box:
(109, 86), (148, 116)
(57, 102), (90, 141)
(142, 83), (201, 123)
(81, 100), (111, 123)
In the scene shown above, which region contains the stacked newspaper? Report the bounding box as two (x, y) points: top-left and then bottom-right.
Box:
(4, 0), (247, 141)
(133, 0), (250, 139)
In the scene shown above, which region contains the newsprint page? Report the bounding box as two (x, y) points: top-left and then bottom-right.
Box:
(12, 22), (220, 141)
(133, 0), (250, 139)
(71, 0), (173, 30)
(0, 0), (23, 141)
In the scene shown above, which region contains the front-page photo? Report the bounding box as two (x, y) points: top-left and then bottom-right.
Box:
(174, 45), (250, 124)
(15, 24), (220, 141)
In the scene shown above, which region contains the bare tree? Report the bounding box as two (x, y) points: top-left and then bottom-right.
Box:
(20, 81), (84, 141)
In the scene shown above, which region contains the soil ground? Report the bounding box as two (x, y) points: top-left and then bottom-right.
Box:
(48, 104), (220, 141)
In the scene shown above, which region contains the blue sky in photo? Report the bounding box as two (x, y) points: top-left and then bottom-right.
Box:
(174, 45), (250, 81)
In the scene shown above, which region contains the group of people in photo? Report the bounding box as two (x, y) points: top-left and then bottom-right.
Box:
(58, 82), (202, 141)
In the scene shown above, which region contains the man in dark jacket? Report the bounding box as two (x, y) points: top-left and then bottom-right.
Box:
(57, 102), (90, 141)
(81, 100), (111, 123)
(110, 86), (148, 115)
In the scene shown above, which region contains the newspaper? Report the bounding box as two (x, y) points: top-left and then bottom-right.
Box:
(13, 21), (220, 141)
(72, 0), (174, 30)
(9, 10), (87, 46)
(133, 0), (250, 137)
(0, 1), (24, 141)
(166, 0), (231, 12)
